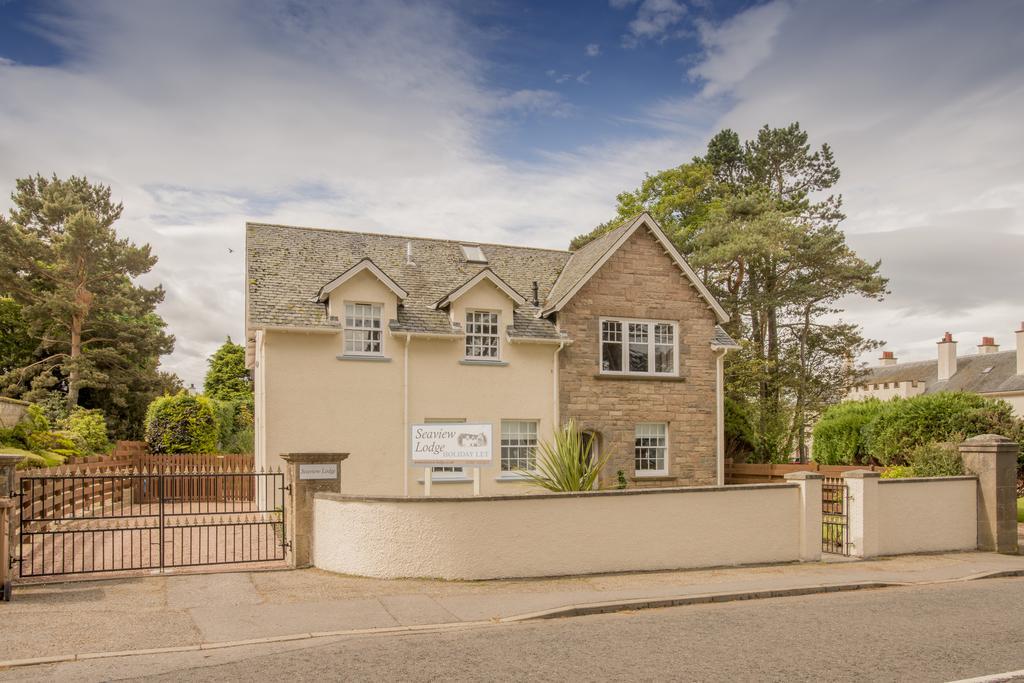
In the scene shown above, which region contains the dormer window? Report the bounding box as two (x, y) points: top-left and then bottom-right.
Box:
(460, 244), (487, 264)
(344, 302), (383, 355)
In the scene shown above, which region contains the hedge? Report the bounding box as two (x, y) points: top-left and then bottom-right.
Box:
(144, 392), (219, 454)
(812, 398), (887, 465)
(865, 392), (1022, 465)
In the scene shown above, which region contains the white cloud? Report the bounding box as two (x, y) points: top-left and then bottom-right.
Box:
(688, 0), (789, 97)
(585, 43), (601, 57)
(0, 57), (14, 66)
(622, 0), (688, 48)
(0, 0), (699, 386)
(686, 0), (1024, 363)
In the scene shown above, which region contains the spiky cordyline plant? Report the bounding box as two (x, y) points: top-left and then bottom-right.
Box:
(517, 420), (610, 492)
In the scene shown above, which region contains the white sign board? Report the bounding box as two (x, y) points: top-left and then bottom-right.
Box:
(410, 423), (492, 464)
(299, 463), (338, 480)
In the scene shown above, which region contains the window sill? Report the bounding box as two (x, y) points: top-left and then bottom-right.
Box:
(631, 475), (676, 481)
(460, 359), (509, 367)
(416, 477), (474, 484)
(594, 373), (684, 382)
(495, 473), (533, 481)
(336, 355), (392, 362)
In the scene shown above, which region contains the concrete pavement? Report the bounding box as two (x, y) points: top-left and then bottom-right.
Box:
(3, 551), (1024, 666)
(5, 577), (1024, 682)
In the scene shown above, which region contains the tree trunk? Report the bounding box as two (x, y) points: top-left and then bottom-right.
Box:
(67, 279), (93, 411)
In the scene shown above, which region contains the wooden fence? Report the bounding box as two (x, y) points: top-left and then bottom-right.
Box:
(12, 443), (258, 522)
(725, 460), (889, 485)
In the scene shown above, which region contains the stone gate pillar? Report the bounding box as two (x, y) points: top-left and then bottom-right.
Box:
(959, 434), (1019, 554)
(280, 452), (348, 568)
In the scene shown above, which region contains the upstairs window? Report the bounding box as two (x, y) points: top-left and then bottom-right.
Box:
(465, 311), (499, 359)
(601, 318), (677, 376)
(344, 302), (382, 355)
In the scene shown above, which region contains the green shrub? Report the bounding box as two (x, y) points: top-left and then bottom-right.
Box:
(907, 441), (963, 477)
(518, 420), (610, 492)
(881, 465), (914, 479)
(222, 427), (254, 454)
(66, 408), (110, 454)
(144, 391), (219, 454)
(724, 397), (757, 461)
(812, 399), (889, 465)
(2, 446), (65, 470)
(10, 404), (50, 447)
(865, 392), (1021, 465)
(28, 430), (87, 458)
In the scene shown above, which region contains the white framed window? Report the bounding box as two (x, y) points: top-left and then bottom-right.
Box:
(634, 423), (668, 476)
(465, 310), (499, 359)
(344, 302), (383, 356)
(501, 420), (538, 472)
(601, 318), (677, 376)
(426, 418), (466, 480)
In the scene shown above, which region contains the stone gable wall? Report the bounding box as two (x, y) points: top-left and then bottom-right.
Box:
(557, 227), (719, 487)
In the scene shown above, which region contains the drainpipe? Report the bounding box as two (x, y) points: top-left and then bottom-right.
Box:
(403, 333), (411, 497)
(715, 348), (726, 486)
(553, 338), (565, 431)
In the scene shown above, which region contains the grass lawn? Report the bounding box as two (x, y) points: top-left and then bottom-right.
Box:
(1018, 497), (1024, 524)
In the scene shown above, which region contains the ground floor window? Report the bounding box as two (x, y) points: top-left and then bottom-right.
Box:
(634, 423), (668, 475)
(501, 420), (538, 472)
(426, 418), (465, 480)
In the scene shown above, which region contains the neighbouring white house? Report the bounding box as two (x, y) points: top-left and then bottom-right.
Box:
(244, 213), (739, 496)
(848, 324), (1024, 414)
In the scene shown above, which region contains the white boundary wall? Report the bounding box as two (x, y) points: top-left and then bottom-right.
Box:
(876, 478), (977, 555)
(313, 484), (807, 580)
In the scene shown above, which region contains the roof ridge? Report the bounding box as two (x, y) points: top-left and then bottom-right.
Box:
(869, 348), (1017, 369)
(246, 221), (572, 254)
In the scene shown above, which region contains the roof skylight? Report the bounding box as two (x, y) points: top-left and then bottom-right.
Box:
(460, 244), (487, 263)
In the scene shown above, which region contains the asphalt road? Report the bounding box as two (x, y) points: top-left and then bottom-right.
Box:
(7, 577), (1024, 682)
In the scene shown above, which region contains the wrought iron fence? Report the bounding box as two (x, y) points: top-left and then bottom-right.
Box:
(17, 468), (287, 578)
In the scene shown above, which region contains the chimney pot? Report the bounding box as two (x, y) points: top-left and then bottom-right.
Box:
(978, 336), (999, 354)
(879, 350), (897, 366)
(941, 332), (953, 343)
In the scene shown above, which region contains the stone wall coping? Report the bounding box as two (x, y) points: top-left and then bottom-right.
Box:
(0, 396), (30, 406)
(315, 482), (797, 505)
(960, 434), (1015, 446)
(842, 470), (881, 479)
(0, 454), (24, 465)
(280, 453), (350, 464)
(877, 475), (977, 485)
(783, 471), (824, 480)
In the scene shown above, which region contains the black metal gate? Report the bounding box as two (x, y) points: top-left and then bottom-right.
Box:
(17, 469), (287, 578)
(821, 476), (850, 556)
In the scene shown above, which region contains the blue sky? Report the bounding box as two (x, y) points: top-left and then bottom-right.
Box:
(1, 0), (1022, 387)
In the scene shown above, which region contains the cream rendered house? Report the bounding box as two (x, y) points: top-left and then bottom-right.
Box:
(245, 213), (738, 496)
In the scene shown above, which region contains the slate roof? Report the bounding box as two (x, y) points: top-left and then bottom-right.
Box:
(712, 326), (740, 349)
(246, 223), (570, 339)
(246, 220), (735, 346)
(544, 219), (632, 309)
(858, 350), (1024, 396)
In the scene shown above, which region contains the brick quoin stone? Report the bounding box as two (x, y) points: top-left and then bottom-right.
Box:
(557, 226), (719, 488)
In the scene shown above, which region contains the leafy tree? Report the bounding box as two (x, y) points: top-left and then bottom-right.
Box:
(576, 124), (887, 462)
(203, 337), (251, 401)
(812, 398), (888, 465)
(0, 175), (177, 436)
(0, 296), (35, 374)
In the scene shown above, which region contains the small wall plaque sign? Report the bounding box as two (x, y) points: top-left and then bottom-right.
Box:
(299, 463), (338, 480)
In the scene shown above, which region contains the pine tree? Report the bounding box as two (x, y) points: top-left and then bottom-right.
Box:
(575, 124), (887, 462)
(0, 174), (176, 434)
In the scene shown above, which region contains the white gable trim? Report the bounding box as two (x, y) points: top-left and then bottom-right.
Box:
(540, 213), (729, 323)
(433, 268), (528, 310)
(314, 258), (408, 302)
